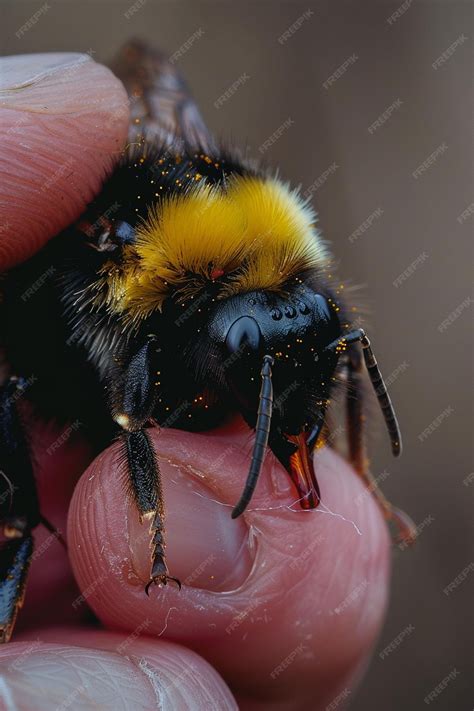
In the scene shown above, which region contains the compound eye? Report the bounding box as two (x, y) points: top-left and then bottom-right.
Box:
(83, 217), (135, 252)
(314, 294), (333, 321)
(113, 220), (135, 245)
(226, 316), (262, 354)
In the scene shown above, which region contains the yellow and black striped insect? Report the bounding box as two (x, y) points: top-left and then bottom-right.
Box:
(0, 41), (415, 642)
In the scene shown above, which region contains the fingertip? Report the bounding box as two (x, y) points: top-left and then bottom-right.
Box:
(67, 425), (391, 708)
(0, 52), (130, 269)
(0, 631), (237, 710)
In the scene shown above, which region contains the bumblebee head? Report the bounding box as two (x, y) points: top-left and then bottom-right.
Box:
(219, 289), (339, 359)
(205, 286), (341, 427)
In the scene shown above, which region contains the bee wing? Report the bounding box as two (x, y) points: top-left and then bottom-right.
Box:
(109, 39), (216, 154)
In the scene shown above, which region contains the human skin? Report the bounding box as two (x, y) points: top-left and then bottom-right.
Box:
(0, 53), (391, 710)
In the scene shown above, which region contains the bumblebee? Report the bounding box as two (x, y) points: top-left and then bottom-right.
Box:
(0, 41), (415, 642)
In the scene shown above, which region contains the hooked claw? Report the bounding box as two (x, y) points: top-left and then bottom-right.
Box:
(145, 574), (182, 596)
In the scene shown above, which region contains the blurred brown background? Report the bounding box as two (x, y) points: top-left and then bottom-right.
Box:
(2, 0), (472, 708)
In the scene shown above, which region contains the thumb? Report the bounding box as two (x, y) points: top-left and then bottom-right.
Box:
(67, 420), (390, 709)
(0, 630), (237, 710)
(0, 52), (129, 270)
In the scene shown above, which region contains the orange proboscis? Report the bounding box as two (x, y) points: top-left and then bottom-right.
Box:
(287, 432), (321, 510)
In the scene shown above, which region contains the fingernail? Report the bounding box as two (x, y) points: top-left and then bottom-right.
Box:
(0, 53), (93, 90)
(0, 644), (146, 710)
(0, 642), (237, 710)
(128, 455), (253, 592)
(0, 53), (126, 116)
(0, 52), (129, 270)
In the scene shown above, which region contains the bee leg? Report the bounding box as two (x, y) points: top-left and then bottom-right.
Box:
(346, 345), (417, 545)
(39, 514), (67, 549)
(122, 429), (181, 593)
(0, 529), (34, 643)
(0, 376), (41, 642)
